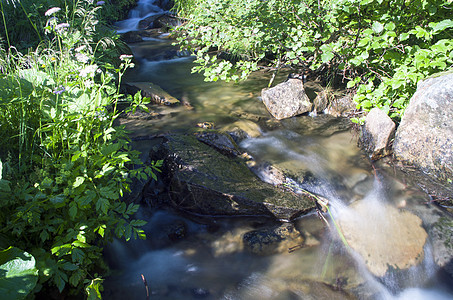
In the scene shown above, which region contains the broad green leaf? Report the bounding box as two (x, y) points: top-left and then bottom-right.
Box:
(431, 19), (453, 33)
(321, 51), (334, 63)
(86, 278), (103, 300)
(0, 247), (38, 300)
(372, 21), (384, 34)
(73, 176), (85, 188)
(96, 198), (110, 215)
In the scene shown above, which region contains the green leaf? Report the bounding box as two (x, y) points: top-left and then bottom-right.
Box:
(0, 247), (38, 300)
(431, 19), (453, 34)
(99, 186), (117, 200)
(73, 176), (85, 188)
(86, 278), (103, 300)
(321, 51), (334, 63)
(50, 194), (66, 205)
(69, 269), (85, 287)
(61, 262), (78, 271)
(372, 21), (384, 34)
(71, 248), (85, 264)
(54, 269), (68, 292)
(96, 198), (110, 215)
(69, 203), (77, 220)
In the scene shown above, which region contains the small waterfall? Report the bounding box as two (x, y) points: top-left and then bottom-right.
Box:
(114, 0), (165, 33)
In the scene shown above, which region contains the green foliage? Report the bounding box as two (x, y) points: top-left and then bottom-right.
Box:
(0, 0), (138, 50)
(174, 0), (453, 120)
(0, 1), (160, 298)
(0, 246), (39, 300)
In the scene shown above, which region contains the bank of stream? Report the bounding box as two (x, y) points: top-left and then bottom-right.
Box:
(103, 1), (453, 299)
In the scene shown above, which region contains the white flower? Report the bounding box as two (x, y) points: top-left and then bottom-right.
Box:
(75, 53), (90, 64)
(75, 45), (86, 52)
(79, 65), (98, 78)
(55, 23), (70, 33)
(45, 7), (61, 17)
(119, 54), (133, 61)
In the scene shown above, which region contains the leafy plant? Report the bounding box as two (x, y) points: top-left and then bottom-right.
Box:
(173, 0), (453, 121)
(0, 246), (39, 300)
(0, 1), (161, 298)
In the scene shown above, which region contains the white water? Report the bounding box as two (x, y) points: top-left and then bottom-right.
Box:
(114, 0), (164, 33)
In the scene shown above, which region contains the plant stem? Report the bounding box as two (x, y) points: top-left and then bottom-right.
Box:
(0, 0), (11, 49)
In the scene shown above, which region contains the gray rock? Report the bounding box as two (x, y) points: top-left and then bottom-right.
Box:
(393, 72), (453, 184)
(313, 90), (329, 114)
(243, 223), (304, 255)
(360, 108), (395, 160)
(261, 78), (312, 120)
(138, 14), (162, 30)
(194, 131), (241, 157)
(153, 14), (180, 31)
(121, 31), (143, 43)
(325, 94), (356, 117)
(148, 134), (316, 220)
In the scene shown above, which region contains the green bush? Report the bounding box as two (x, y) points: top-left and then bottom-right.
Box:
(174, 0), (453, 121)
(0, 1), (160, 298)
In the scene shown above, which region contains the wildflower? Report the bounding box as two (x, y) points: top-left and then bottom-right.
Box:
(119, 54), (133, 61)
(45, 7), (61, 17)
(75, 53), (90, 64)
(55, 23), (70, 32)
(96, 1), (105, 5)
(75, 45), (86, 52)
(53, 86), (66, 95)
(79, 65), (99, 78)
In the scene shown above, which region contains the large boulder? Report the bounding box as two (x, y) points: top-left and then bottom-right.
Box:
(261, 78), (312, 120)
(393, 72), (453, 184)
(360, 107), (395, 160)
(147, 134), (316, 220)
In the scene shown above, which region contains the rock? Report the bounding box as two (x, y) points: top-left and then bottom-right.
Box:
(243, 223), (304, 255)
(156, 0), (175, 11)
(124, 82), (180, 106)
(393, 72), (453, 184)
(338, 199), (428, 277)
(429, 216), (453, 278)
(325, 94), (356, 117)
(261, 78), (312, 120)
(138, 14), (163, 30)
(194, 131), (241, 157)
(359, 108), (395, 160)
(221, 120), (262, 143)
(153, 14), (180, 31)
(313, 90), (329, 114)
(121, 31), (143, 43)
(148, 134), (316, 220)
(264, 114), (351, 136)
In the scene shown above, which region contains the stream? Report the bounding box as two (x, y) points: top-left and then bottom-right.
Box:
(103, 1), (453, 299)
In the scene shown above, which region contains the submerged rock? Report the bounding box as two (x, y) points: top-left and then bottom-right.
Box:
(221, 120), (262, 143)
(243, 223), (304, 256)
(359, 108), (395, 160)
(261, 78), (312, 120)
(264, 114), (351, 137)
(148, 134), (316, 220)
(393, 72), (453, 185)
(338, 200), (428, 277)
(124, 82), (180, 106)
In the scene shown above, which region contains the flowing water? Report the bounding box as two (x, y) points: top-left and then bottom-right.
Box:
(104, 1), (453, 299)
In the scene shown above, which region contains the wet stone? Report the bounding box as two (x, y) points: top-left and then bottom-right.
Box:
(243, 223), (305, 256)
(149, 134), (316, 220)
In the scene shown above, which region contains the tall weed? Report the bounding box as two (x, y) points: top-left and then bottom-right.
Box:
(0, 1), (158, 298)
